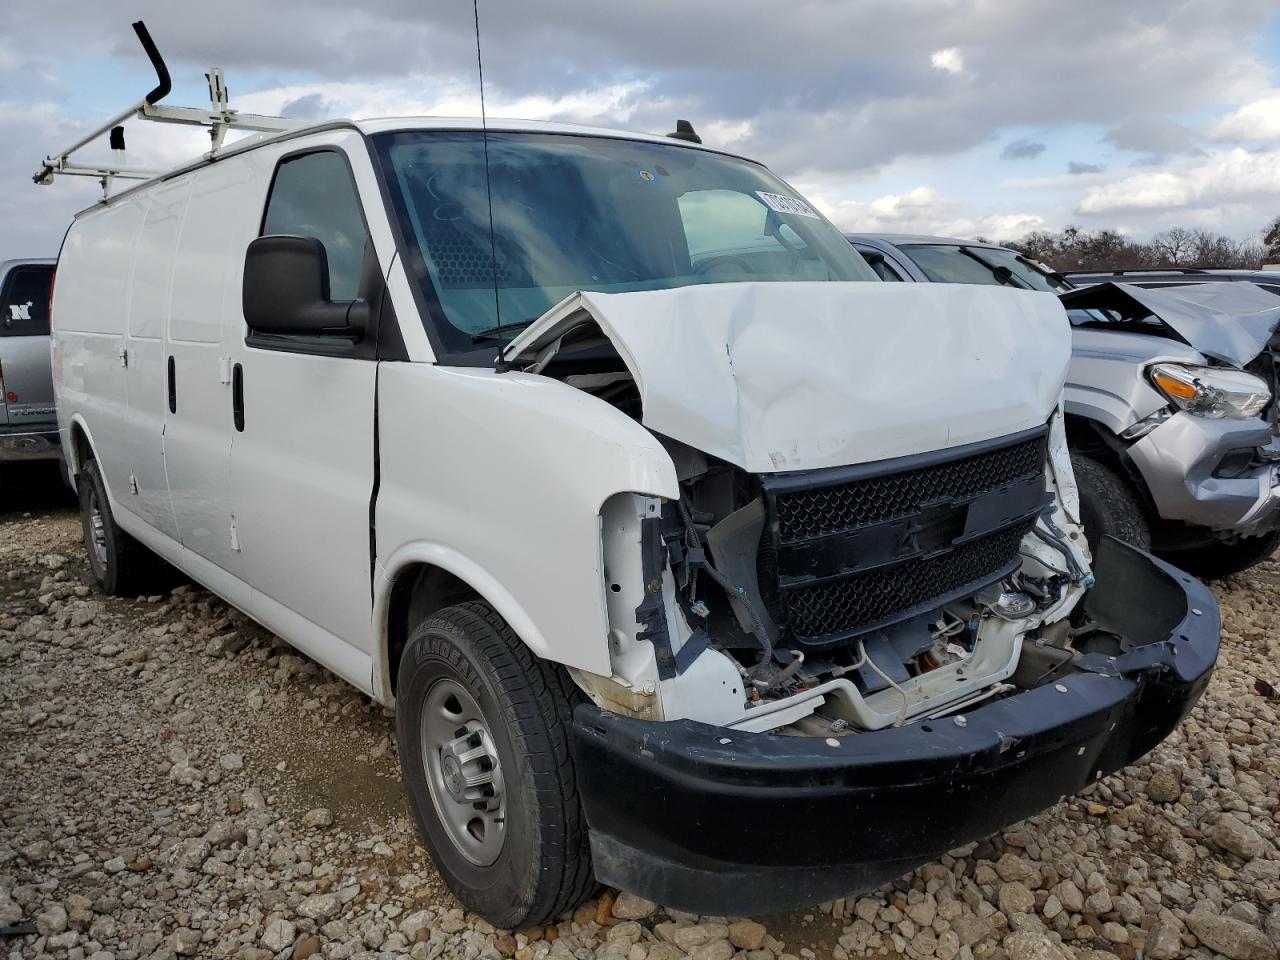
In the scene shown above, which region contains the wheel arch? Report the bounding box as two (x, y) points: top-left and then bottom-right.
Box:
(67, 413), (96, 479)
(1063, 410), (1158, 519)
(372, 542), (604, 706)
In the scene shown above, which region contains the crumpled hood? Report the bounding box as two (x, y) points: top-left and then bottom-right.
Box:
(505, 281), (1070, 473)
(1059, 281), (1280, 367)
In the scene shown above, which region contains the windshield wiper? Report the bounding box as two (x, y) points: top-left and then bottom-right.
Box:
(959, 247), (1034, 290)
(470, 318), (538, 343)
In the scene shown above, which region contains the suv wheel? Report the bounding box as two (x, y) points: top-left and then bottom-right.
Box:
(78, 459), (159, 596)
(1071, 454), (1151, 558)
(396, 601), (594, 927)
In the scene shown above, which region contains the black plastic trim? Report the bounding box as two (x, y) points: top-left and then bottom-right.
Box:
(166, 355), (176, 414)
(570, 539), (1219, 916)
(231, 363), (244, 432)
(131, 21), (172, 105)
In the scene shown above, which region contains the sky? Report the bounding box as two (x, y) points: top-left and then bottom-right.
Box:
(4, 0), (1280, 261)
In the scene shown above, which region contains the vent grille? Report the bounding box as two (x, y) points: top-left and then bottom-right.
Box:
(782, 523), (1030, 643)
(774, 435), (1044, 544)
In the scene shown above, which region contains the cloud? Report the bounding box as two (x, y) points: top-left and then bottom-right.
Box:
(930, 48), (964, 75)
(1210, 93), (1280, 140)
(3, 0), (1280, 258)
(1067, 161), (1103, 175)
(1078, 147), (1280, 214)
(1102, 117), (1196, 155)
(279, 93), (332, 120)
(1002, 138), (1046, 161)
(813, 185), (1045, 241)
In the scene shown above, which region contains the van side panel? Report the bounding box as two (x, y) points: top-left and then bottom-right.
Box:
(126, 178), (191, 541)
(54, 195), (149, 502)
(165, 160), (262, 574)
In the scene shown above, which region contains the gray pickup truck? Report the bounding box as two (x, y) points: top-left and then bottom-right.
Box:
(848, 234), (1280, 578)
(1, 258), (58, 464)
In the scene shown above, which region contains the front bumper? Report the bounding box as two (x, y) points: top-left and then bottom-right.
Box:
(1128, 413), (1280, 534)
(0, 423), (61, 463)
(570, 540), (1219, 916)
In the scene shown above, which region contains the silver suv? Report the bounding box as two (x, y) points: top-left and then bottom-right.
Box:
(0, 258), (58, 465)
(849, 234), (1280, 578)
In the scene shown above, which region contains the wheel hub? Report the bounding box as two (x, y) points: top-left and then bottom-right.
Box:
(419, 678), (507, 866)
(438, 724), (499, 806)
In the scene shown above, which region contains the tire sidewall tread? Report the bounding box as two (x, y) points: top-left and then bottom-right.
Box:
(395, 601), (593, 927)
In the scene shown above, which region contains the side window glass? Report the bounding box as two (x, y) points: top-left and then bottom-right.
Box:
(1, 267), (53, 337)
(262, 152), (369, 301)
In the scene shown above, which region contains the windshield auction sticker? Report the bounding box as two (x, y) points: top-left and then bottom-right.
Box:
(755, 191), (820, 219)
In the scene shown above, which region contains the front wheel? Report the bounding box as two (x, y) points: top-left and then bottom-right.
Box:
(1165, 529), (1280, 579)
(395, 602), (594, 927)
(1072, 454), (1151, 559)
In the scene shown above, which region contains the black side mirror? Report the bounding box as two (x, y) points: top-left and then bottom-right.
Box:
(242, 235), (368, 338)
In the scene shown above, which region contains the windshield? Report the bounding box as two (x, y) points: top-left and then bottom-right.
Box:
(899, 244), (1071, 293)
(373, 131), (875, 353)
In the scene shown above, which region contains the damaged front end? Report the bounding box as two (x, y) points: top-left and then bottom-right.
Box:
(591, 417), (1096, 738)
(505, 281), (1219, 914)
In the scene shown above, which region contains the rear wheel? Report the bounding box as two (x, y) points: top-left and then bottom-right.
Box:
(1166, 529), (1280, 579)
(78, 459), (158, 596)
(1072, 454), (1151, 559)
(395, 601), (594, 927)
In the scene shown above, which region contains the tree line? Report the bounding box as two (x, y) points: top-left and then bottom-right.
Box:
(983, 218), (1280, 272)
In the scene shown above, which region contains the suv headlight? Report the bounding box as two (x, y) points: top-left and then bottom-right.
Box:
(1149, 363), (1270, 420)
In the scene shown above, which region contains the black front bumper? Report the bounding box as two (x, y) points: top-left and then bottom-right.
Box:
(570, 539), (1220, 916)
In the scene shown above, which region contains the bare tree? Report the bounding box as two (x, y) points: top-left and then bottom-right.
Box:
(1149, 227), (1197, 265)
(1001, 223), (1269, 272)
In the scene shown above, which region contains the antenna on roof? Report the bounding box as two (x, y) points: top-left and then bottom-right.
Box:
(33, 20), (305, 199)
(473, 0), (508, 372)
(667, 119), (702, 144)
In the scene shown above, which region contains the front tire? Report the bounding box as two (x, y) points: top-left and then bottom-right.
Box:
(1167, 529), (1280, 579)
(395, 602), (594, 927)
(1072, 454), (1151, 558)
(78, 458), (159, 596)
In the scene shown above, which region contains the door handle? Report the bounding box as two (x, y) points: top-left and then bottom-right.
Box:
(232, 362), (244, 432)
(167, 355), (176, 414)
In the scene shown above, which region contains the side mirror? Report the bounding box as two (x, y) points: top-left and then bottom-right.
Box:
(242, 235), (368, 338)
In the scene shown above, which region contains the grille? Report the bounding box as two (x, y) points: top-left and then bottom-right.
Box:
(774, 435), (1044, 543)
(782, 523), (1029, 642)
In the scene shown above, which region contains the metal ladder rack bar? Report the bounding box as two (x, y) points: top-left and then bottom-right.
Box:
(33, 20), (305, 197)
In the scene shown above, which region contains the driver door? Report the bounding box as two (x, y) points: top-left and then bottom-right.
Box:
(228, 141), (380, 662)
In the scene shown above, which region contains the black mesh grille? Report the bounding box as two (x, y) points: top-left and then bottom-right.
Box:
(782, 523), (1030, 642)
(774, 436), (1044, 543)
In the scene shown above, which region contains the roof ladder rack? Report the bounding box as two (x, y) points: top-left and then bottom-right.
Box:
(33, 20), (305, 199)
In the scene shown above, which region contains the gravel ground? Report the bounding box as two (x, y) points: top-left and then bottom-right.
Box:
(3, 469), (1279, 960)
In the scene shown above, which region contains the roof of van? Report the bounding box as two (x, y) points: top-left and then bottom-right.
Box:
(73, 116), (753, 217)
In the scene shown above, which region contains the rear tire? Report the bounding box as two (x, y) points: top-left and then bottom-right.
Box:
(395, 601), (594, 927)
(1166, 529), (1280, 579)
(78, 459), (158, 596)
(1072, 454), (1151, 558)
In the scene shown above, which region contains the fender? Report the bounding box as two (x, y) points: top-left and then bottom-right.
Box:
(373, 540), (576, 704)
(373, 362), (680, 705)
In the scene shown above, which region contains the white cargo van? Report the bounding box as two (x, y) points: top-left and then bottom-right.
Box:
(43, 31), (1220, 926)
